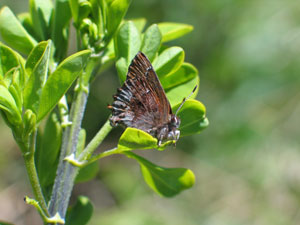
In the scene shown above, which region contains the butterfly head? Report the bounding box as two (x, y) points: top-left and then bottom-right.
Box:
(157, 114), (181, 146)
(169, 114), (180, 130)
(168, 114), (181, 140)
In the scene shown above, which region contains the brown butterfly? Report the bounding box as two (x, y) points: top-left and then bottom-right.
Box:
(108, 51), (195, 146)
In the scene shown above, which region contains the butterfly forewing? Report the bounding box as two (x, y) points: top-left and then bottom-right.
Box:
(128, 52), (171, 122)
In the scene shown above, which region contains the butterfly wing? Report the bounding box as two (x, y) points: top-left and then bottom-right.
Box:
(109, 52), (172, 134)
(128, 52), (172, 120)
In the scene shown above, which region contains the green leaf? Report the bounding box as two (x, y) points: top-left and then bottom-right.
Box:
(69, 0), (79, 24)
(29, 0), (53, 40)
(0, 42), (21, 79)
(153, 46), (184, 78)
(9, 72), (23, 112)
(25, 41), (49, 76)
(0, 7), (37, 55)
(141, 24), (162, 62)
(35, 112), (62, 188)
(2, 68), (15, 88)
(125, 152), (195, 197)
(1, 47), (27, 89)
(23, 40), (51, 114)
(79, 1), (93, 24)
(0, 84), (22, 125)
(106, 0), (131, 41)
(17, 13), (37, 39)
(115, 21), (141, 65)
(158, 22), (193, 43)
(7, 71), (23, 112)
(76, 161), (99, 183)
(131, 18), (147, 32)
(51, 0), (72, 61)
(115, 57), (127, 82)
(118, 127), (157, 151)
(65, 196), (93, 225)
(166, 75), (199, 107)
(37, 49), (91, 122)
(98, 0), (107, 36)
(173, 99), (208, 136)
(161, 62), (198, 90)
(3, 65), (24, 88)
(117, 128), (171, 151)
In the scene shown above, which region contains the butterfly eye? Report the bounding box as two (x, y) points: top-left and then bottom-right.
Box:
(170, 116), (180, 128)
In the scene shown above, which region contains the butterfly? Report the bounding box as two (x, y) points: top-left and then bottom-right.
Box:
(108, 51), (195, 146)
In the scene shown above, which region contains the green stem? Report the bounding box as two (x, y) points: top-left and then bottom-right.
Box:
(23, 130), (49, 217)
(85, 147), (120, 164)
(47, 57), (105, 223)
(48, 86), (88, 220)
(76, 29), (81, 50)
(47, 55), (100, 220)
(25, 196), (64, 224)
(78, 119), (112, 161)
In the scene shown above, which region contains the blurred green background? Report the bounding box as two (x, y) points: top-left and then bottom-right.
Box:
(1, 0), (300, 224)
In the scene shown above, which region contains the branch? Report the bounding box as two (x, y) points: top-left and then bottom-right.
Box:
(78, 119), (112, 161)
(48, 82), (89, 220)
(23, 130), (49, 217)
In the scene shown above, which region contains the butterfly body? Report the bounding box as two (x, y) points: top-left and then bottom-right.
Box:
(109, 52), (180, 145)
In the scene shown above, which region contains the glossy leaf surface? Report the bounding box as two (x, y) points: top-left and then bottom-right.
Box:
(126, 152), (195, 197)
(24, 41), (51, 113)
(0, 7), (37, 55)
(65, 196), (93, 225)
(158, 22), (193, 43)
(37, 50), (91, 121)
(153, 46), (184, 78)
(141, 24), (162, 62)
(174, 99), (208, 136)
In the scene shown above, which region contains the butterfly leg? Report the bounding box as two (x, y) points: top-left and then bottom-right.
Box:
(158, 139), (162, 147)
(157, 127), (168, 146)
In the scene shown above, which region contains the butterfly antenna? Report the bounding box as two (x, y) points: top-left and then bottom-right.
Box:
(175, 85), (198, 116)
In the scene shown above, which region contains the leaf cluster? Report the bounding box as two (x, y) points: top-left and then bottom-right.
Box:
(0, 0), (208, 224)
